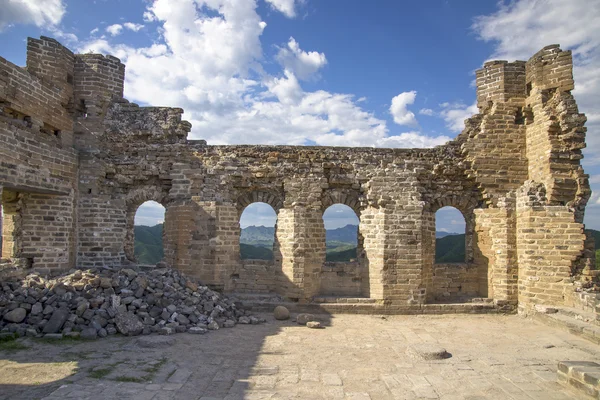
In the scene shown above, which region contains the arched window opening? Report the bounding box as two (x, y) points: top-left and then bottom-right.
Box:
(239, 202), (277, 260)
(435, 206), (466, 263)
(134, 200), (165, 265)
(323, 204), (360, 262)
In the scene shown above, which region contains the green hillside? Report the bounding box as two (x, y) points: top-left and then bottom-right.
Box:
(435, 234), (466, 263)
(240, 243), (273, 260)
(326, 246), (357, 262)
(326, 225), (358, 245)
(134, 224), (164, 264)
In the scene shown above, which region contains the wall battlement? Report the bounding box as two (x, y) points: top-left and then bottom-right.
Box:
(0, 37), (596, 315)
(476, 60), (527, 107)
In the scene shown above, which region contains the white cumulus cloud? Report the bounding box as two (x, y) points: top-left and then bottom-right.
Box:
(264, 0), (297, 18)
(106, 24), (123, 36)
(0, 0), (65, 31)
(276, 37), (327, 81)
(124, 22), (144, 32)
(76, 0), (448, 150)
(419, 108), (434, 116)
(439, 102), (478, 133)
(390, 91), (418, 126)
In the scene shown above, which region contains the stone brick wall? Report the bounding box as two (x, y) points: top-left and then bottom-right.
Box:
(0, 37), (78, 273)
(516, 182), (587, 311)
(0, 37), (595, 314)
(431, 263), (480, 302)
(232, 260), (279, 293)
(1, 38), (74, 141)
(319, 261), (365, 297)
(1, 191), (19, 261)
(476, 61), (526, 108)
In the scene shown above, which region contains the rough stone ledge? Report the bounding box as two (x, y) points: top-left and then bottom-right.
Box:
(238, 299), (502, 315)
(557, 361), (600, 399)
(534, 309), (600, 346)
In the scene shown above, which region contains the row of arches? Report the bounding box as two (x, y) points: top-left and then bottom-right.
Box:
(130, 201), (466, 265)
(239, 203), (361, 262)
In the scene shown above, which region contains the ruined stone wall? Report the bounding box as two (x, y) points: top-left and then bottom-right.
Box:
(0, 37), (594, 314)
(0, 37), (78, 272)
(515, 46), (591, 313)
(524, 46), (588, 213)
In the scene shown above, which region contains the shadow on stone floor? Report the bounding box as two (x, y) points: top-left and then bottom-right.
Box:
(0, 308), (333, 400)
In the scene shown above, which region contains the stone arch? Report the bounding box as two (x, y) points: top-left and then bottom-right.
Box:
(427, 195), (480, 215)
(233, 190), (284, 294)
(124, 187), (169, 262)
(320, 189), (369, 297)
(236, 190), (283, 215)
(125, 187), (169, 214)
(239, 202), (278, 261)
(321, 189), (363, 216)
(428, 194), (478, 264)
(423, 193), (486, 303)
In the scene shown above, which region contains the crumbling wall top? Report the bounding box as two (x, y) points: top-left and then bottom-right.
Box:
(525, 44), (574, 93)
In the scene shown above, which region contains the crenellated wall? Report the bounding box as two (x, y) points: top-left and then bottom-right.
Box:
(0, 37), (595, 314)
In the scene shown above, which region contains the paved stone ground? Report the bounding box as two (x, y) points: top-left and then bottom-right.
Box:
(0, 313), (598, 399)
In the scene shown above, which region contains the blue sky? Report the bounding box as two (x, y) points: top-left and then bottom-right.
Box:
(1, 0), (599, 233)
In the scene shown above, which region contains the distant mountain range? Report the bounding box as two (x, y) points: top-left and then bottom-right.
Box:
(436, 231), (462, 238)
(240, 225), (276, 248)
(239, 224), (359, 261)
(134, 224), (600, 268)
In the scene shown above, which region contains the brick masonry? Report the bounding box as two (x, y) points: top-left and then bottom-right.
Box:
(0, 37), (596, 314)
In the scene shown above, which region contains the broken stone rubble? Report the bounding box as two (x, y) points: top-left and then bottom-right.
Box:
(0, 267), (265, 339)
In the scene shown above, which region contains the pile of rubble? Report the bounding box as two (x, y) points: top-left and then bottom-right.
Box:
(0, 267), (264, 339)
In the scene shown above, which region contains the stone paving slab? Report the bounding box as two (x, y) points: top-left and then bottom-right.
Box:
(0, 313), (599, 399)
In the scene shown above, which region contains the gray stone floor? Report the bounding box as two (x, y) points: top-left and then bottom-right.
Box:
(0, 313), (598, 399)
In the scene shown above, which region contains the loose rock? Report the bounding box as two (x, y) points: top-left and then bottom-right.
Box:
(0, 267), (264, 339)
(3, 308), (26, 323)
(114, 312), (144, 336)
(274, 306), (290, 320)
(296, 313), (316, 325)
(80, 327), (98, 340)
(43, 308), (70, 334)
(406, 344), (449, 360)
